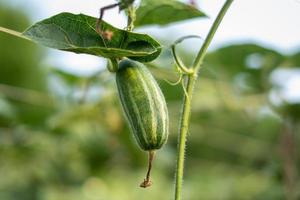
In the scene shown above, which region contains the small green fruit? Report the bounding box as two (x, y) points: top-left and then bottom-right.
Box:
(116, 59), (169, 151)
(116, 59), (169, 188)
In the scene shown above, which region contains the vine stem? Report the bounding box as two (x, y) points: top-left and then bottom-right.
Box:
(174, 1), (234, 200)
(127, 5), (136, 31)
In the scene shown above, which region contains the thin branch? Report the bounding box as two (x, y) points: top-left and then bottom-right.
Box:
(0, 26), (31, 41)
(0, 83), (55, 107)
(96, 3), (120, 35)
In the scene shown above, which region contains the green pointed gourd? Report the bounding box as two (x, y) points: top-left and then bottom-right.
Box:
(116, 59), (169, 151)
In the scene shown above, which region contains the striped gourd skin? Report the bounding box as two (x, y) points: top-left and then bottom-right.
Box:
(116, 59), (169, 151)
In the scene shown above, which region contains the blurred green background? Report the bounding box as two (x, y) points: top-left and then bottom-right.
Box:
(1, 2), (300, 200)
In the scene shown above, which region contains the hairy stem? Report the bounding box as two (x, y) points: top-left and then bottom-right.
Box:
(174, 1), (233, 200)
(175, 74), (196, 200)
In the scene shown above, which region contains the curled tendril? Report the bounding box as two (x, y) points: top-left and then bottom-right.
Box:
(167, 35), (203, 100)
(164, 74), (183, 86)
(171, 35), (203, 75)
(181, 75), (190, 103)
(163, 64), (183, 86)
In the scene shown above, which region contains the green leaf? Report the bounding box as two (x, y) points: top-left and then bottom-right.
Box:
(278, 103), (300, 121)
(50, 68), (101, 85)
(135, 0), (206, 27)
(204, 44), (285, 94)
(23, 12), (161, 62)
(283, 51), (300, 68)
